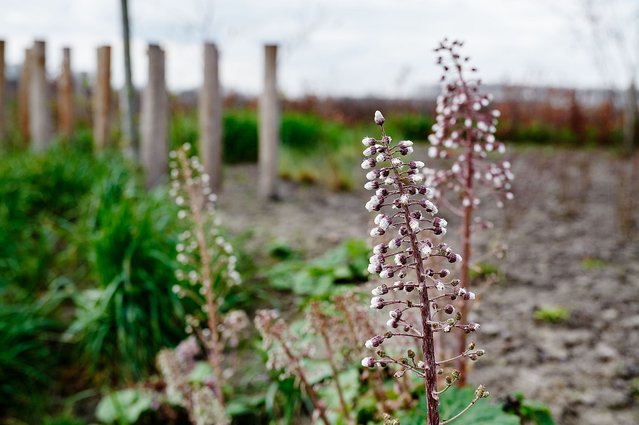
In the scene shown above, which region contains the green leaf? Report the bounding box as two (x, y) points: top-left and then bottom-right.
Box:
(95, 388), (154, 424)
(188, 361), (215, 384)
(225, 394), (265, 416)
(397, 387), (519, 425)
(317, 368), (361, 412)
(521, 399), (556, 425)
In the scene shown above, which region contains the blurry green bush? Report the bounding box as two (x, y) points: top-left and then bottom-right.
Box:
(0, 132), (102, 295)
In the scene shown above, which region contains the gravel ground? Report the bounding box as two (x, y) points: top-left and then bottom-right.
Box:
(218, 147), (639, 425)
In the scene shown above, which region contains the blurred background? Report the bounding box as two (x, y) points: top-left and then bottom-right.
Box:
(0, 1), (638, 424)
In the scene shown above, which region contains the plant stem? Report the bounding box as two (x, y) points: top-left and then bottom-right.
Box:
(458, 133), (474, 386)
(440, 394), (480, 425)
(181, 153), (225, 407)
(273, 333), (331, 425)
(385, 126), (440, 425)
(315, 313), (350, 419)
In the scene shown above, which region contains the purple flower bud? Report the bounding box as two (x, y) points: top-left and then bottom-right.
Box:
(361, 357), (376, 368)
(374, 111), (385, 125)
(364, 181), (379, 190)
(390, 309), (402, 319)
(370, 296), (385, 309)
(361, 158), (376, 170)
(366, 170), (379, 180)
(363, 146), (377, 156)
(365, 335), (385, 349)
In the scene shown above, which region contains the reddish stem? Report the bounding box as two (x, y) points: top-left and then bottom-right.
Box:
(385, 126), (440, 425)
(458, 130), (474, 386)
(180, 152), (226, 406)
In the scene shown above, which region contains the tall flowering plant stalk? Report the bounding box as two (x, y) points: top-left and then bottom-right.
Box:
(425, 39), (513, 382)
(169, 143), (241, 407)
(361, 111), (488, 424)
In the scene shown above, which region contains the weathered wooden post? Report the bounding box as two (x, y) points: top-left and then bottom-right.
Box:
(141, 44), (168, 188)
(30, 40), (52, 151)
(120, 0), (138, 158)
(199, 42), (223, 192)
(259, 44), (280, 199)
(57, 47), (74, 138)
(18, 48), (32, 143)
(0, 40), (5, 143)
(94, 45), (112, 149)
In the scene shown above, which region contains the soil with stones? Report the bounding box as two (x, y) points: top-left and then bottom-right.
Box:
(218, 147), (639, 425)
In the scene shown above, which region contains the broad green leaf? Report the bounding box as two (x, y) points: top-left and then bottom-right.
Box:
(95, 388), (154, 424)
(188, 361), (215, 384)
(398, 387), (519, 425)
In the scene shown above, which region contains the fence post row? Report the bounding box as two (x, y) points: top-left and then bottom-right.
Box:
(199, 42), (223, 192)
(94, 45), (111, 149)
(141, 44), (168, 189)
(29, 40), (52, 151)
(6, 39), (285, 199)
(57, 47), (74, 138)
(0, 40), (5, 143)
(259, 44), (280, 200)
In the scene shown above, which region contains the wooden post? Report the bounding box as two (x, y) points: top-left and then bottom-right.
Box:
(18, 48), (31, 143)
(199, 42), (223, 192)
(0, 40), (5, 143)
(57, 47), (74, 138)
(259, 44), (280, 199)
(30, 40), (52, 151)
(120, 0), (139, 158)
(94, 45), (112, 149)
(141, 44), (168, 188)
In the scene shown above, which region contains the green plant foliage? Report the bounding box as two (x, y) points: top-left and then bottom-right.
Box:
(533, 306), (570, 324)
(580, 256), (607, 270)
(0, 142), (109, 293)
(169, 112), (199, 153)
(0, 283), (67, 415)
(504, 392), (556, 425)
(397, 386), (519, 425)
(223, 110), (259, 163)
(267, 238), (302, 261)
(65, 169), (188, 381)
(188, 361), (216, 384)
(317, 368), (361, 423)
(267, 239), (370, 296)
(384, 113), (434, 142)
(43, 415), (87, 425)
(281, 112), (325, 152)
(469, 262), (501, 281)
(96, 388), (155, 424)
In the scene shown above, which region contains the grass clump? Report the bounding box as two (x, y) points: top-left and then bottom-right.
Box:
(533, 306), (571, 324)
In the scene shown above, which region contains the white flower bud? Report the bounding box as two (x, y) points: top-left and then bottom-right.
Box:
(361, 357), (376, 368)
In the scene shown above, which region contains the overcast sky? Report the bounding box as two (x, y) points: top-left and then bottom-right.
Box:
(2, 0), (637, 97)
